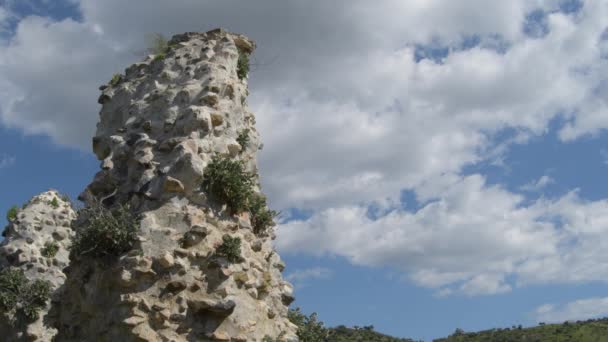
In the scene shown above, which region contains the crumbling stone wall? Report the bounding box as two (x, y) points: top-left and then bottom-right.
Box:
(0, 29), (297, 342)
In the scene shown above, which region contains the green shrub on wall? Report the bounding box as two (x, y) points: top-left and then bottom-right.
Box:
(237, 50), (250, 80)
(236, 129), (250, 151)
(6, 206), (18, 222)
(202, 155), (279, 235)
(48, 197), (59, 209)
(202, 155), (255, 213)
(249, 194), (278, 235)
(41, 241), (59, 258)
(109, 74), (122, 86)
(216, 234), (242, 263)
(70, 202), (139, 259)
(0, 268), (52, 323)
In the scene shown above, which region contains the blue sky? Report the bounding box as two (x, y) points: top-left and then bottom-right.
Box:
(1, 0), (608, 341)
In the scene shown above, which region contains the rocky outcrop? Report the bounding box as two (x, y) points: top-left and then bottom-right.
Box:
(46, 29), (296, 341)
(0, 191), (75, 341)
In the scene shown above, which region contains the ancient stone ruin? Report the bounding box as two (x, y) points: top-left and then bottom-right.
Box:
(0, 29), (298, 341)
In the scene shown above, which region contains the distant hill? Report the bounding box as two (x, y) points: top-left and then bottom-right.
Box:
(288, 308), (608, 342)
(434, 317), (608, 342)
(286, 307), (420, 342)
(327, 325), (418, 342)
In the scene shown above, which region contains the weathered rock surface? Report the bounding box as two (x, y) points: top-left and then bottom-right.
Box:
(0, 191), (76, 341)
(14, 29), (296, 342)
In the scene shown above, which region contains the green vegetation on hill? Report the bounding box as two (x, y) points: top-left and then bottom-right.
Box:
(328, 325), (418, 342)
(435, 318), (608, 342)
(272, 307), (608, 342)
(281, 307), (418, 342)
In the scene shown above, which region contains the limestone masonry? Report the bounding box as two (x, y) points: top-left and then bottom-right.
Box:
(0, 191), (75, 341)
(0, 29), (298, 341)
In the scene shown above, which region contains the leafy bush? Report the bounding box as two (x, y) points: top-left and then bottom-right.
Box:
(41, 241), (59, 258)
(70, 202), (139, 259)
(216, 234), (242, 263)
(201, 155), (279, 234)
(202, 155), (255, 213)
(109, 74), (122, 86)
(6, 206), (18, 222)
(20, 280), (51, 321)
(48, 197), (59, 209)
(289, 307), (328, 342)
(153, 53), (166, 61)
(262, 334), (286, 342)
(236, 129), (250, 151)
(264, 307), (418, 342)
(0, 268), (52, 322)
(237, 50), (250, 80)
(249, 194), (278, 235)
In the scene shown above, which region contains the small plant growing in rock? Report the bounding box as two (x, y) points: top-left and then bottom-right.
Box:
(153, 52), (166, 61)
(262, 333), (286, 342)
(216, 234), (242, 263)
(258, 270), (274, 298)
(147, 33), (168, 55)
(248, 194), (278, 235)
(20, 278), (51, 321)
(146, 33), (177, 61)
(109, 73), (122, 86)
(202, 155), (255, 213)
(236, 129), (250, 152)
(41, 241), (59, 258)
(48, 197), (59, 209)
(0, 268), (52, 323)
(237, 49), (250, 80)
(70, 201), (139, 259)
(6, 206), (18, 222)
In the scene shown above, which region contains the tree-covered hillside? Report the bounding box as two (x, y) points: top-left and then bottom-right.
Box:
(434, 317), (608, 342)
(327, 324), (418, 342)
(286, 307), (608, 342)
(283, 307), (419, 342)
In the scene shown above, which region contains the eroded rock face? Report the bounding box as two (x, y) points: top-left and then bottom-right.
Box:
(52, 29), (298, 342)
(0, 190), (76, 341)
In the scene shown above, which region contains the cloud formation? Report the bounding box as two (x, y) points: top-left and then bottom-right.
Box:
(535, 297), (608, 323)
(276, 175), (608, 296)
(285, 267), (333, 288)
(0, 0), (607, 296)
(519, 175), (555, 192)
(0, 154), (15, 169)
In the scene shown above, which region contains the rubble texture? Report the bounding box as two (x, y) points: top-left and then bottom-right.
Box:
(0, 29), (297, 341)
(0, 191), (75, 341)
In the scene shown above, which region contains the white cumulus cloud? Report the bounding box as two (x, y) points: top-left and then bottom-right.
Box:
(1, 0), (608, 297)
(535, 297), (608, 323)
(520, 175), (555, 192)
